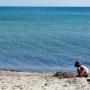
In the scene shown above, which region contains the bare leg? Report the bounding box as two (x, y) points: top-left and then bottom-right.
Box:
(82, 72), (88, 77)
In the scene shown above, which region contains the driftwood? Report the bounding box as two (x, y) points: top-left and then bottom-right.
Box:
(53, 71), (74, 79)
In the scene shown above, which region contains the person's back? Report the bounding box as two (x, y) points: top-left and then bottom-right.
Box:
(79, 65), (89, 77)
(80, 65), (89, 74)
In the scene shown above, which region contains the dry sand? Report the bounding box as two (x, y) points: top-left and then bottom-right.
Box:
(0, 71), (90, 90)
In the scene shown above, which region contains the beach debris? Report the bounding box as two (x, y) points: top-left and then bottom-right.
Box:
(87, 78), (90, 84)
(53, 72), (74, 79)
(45, 83), (47, 86)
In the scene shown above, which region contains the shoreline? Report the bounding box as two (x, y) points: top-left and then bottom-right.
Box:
(0, 67), (75, 73)
(0, 71), (90, 90)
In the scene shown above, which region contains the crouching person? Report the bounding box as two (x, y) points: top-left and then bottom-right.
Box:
(74, 61), (89, 77)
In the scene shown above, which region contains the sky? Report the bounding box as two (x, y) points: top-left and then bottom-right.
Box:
(0, 0), (90, 7)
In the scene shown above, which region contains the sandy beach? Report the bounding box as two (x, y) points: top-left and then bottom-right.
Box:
(0, 71), (89, 90)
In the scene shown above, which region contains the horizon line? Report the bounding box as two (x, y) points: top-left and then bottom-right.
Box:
(0, 6), (90, 8)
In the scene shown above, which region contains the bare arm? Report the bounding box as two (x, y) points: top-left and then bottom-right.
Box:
(80, 67), (86, 76)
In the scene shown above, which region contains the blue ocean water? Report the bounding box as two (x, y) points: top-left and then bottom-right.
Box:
(0, 7), (90, 72)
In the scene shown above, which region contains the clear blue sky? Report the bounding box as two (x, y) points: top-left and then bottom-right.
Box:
(0, 0), (90, 7)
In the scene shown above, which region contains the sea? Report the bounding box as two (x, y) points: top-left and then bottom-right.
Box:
(0, 7), (90, 72)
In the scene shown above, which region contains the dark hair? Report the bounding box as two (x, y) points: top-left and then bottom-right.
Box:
(74, 61), (80, 67)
